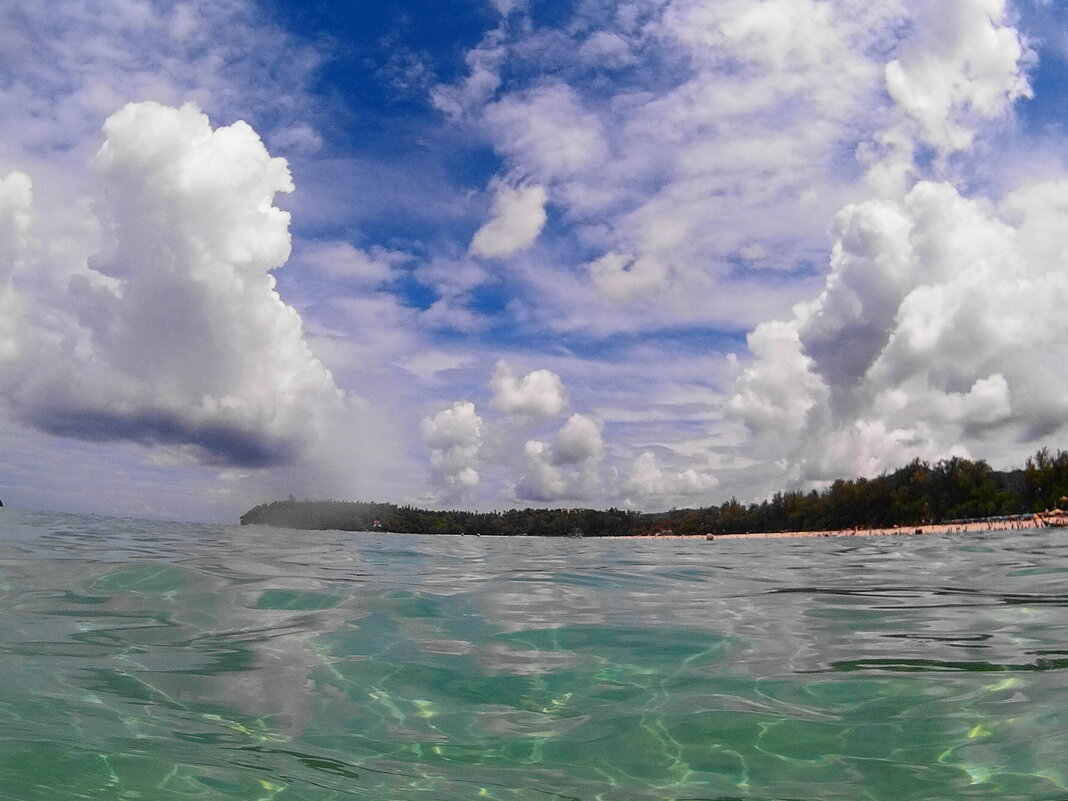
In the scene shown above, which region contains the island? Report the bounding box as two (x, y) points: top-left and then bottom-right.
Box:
(241, 449), (1068, 538)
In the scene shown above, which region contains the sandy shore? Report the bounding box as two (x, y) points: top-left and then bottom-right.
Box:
(621, 513), (1068, 541)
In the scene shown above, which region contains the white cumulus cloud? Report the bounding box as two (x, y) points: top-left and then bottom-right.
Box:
(623, 451), (719, 501)
(730, 177), (1068, 485)
(723, 0), (1040, 493)
(0, 101), (345, 468)
(515, 440), (569, 502)
(551, 413), (604, 466)
(422, 400), (483, 495)
(514, 413), (604, 502)
(490, 361), (569, 418)
(867, 0), (1033, 194)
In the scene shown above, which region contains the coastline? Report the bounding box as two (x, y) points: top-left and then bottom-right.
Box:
(618, 513), (1068, 541)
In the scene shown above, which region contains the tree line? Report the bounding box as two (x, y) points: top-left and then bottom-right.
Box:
(239, 448), (1068, 537)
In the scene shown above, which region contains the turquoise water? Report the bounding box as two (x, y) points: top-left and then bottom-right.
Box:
(1, 510), (1067, 800)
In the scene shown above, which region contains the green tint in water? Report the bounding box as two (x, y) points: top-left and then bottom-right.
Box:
(1, 510), (1067, 800)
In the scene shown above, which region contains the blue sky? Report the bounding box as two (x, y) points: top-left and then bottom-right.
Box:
(2, 0), (1068, 521)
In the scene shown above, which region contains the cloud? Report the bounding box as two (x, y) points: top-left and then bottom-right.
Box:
(470, 178), (548, 258)
(515, 440), (568, 502)
(490, 0), (528, 16)
(865, 0), (1033, 194)
(514, 413), (603, 502)
(420, 297), (486, 333)
(489, 361), (568, 418)
(295, 240), (405, 285)
(728, 320), (829, 449)
(551, 413), (604, 465)
(623, 451), (719, 501)
(0, 101), (345, 468)
(0, 0), (324, 169)
(483, 83), (608, 180)
(0, 171), (32, 364)
(2, 0), (1058, 520)
(576, 31), (635, 68)
(729, 177), (1068, 484)
(489, 0), (527, 15)
(887, 0), (1031, 149)
(415, 254), (490, 298)
(399, 350), (475, 382)
(430, 34), (506, 118)
(0, 0), (449, 518)
(719, 0), (1046, 495)
(422, 400), (483, 494)
(269, 122), (324, 155)
(433, 0), (1040, 346)
(433, 0), (1043, 503)
(588, 252), (670, 301)
(433, 0), (905, 329)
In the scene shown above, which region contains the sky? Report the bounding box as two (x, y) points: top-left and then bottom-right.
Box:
(2, 0), (1068, 522)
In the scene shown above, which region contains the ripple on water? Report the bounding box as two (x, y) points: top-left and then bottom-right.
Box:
(0, 510), (1066, 800)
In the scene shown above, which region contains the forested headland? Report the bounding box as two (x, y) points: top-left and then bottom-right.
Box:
(240, 448), (1068, 537)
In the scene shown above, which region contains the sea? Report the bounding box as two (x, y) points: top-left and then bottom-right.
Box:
(1, 508), (1066, 801)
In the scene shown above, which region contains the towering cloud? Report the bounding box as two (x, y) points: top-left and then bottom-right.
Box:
(730, 178), (1068, 484)
(727, 0), (1041, 488)
(0, 102), (344, 467)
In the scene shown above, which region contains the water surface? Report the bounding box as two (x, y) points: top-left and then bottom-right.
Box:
(1, 510), (1066, 800)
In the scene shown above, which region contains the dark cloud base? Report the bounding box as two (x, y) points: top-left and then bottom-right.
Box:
(29, 408), (300, 468)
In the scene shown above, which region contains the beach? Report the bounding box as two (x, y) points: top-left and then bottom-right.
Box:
(627, 512), (1068, 540)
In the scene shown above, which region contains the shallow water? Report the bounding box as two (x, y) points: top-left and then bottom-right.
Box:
(1, 509), (1067, 800)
